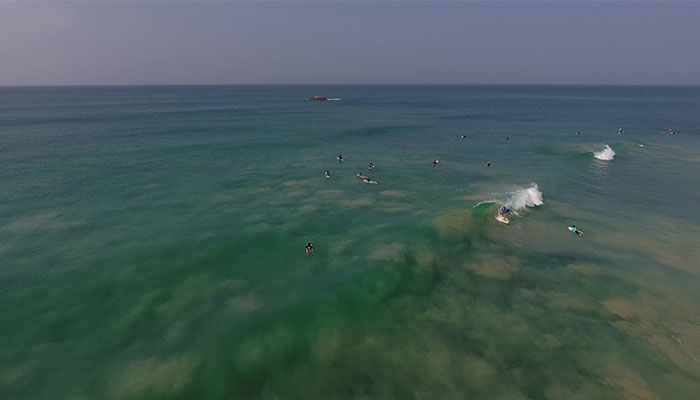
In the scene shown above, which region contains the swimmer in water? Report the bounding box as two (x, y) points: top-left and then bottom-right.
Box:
(506, 136), (510, 141)
(325, 170), (331, 178)
(486, 161), (491, 167)
(577, 131), (580, 136)
(305, 242), (314, 255)
(337, 154), (343, 162)
(368, 162), (374, 170)
(618, 127), (623, 135)
(460, 135), (466, 139)
(432, 159), (439, 166)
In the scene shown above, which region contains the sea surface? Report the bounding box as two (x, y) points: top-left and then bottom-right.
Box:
(1, 85), (699, 399)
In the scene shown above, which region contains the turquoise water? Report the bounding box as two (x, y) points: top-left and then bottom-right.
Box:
(1, 85), (699, 399)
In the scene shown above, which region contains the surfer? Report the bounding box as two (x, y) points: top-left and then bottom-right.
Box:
(305, 243), (314, 255)
(499, 206), (511, 221)
(569, 225), (583, 237)
(486, 161), (491, 167)
(368, 162), (374, 170)
(363, 178), (378, 184)
(337, 154), (343, 162)
(577, 131), (580, 136)
(496, 206), (511, 224)
(356, 172), (368, 179)
(432, 159), (440, 166)
(460, 135), (466, 139)
(618, 127), (623, 135)
(325, 170), (331, 178)
(506, 136), (510, 141)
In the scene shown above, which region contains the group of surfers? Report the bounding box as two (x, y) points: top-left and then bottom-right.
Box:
(310, 149), (586, 254)
(307, 124), (687, 252)
(499, 206), (583, 236)
(326, 155), (378, 184)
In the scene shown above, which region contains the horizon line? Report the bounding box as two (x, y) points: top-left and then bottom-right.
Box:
(1, 83), (699, 88)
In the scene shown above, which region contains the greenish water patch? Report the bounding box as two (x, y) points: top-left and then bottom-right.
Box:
(1, 85), (699, 399)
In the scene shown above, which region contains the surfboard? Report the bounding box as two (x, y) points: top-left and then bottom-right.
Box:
(496, 215), (509, 224)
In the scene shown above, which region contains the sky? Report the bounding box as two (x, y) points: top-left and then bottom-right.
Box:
(1, 1), (699, 85)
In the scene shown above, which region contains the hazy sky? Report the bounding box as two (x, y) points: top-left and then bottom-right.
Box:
(1, 1), (699, 85)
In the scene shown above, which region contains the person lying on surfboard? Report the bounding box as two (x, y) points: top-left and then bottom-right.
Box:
(305, 243), (314, 255)
(357, 172), (369, 179)
(569, 225), (583, 236)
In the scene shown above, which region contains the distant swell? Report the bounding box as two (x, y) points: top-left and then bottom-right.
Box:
(593, 145), (615, 161)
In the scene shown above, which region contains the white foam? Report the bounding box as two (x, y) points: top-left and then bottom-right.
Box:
(505, 183), (544, 211)
(471, 184), (544, 219)
(327, 98), (342, 101)
(593, 144), (615, 161)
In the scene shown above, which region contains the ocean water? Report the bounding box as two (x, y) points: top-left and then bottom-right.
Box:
(1, 85), (699, 399)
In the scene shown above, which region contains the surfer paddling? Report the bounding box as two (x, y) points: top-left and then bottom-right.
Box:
(568, 225), (583, 237)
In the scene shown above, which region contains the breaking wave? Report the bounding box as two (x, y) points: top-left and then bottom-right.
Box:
(505, 183), (544, 211)
(473, 183), (544, 217)
(593, 145), (615, 161)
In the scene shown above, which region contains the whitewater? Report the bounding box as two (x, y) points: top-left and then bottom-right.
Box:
(593, 144), (616, 160)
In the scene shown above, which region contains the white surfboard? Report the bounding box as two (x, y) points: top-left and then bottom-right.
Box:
(496, 215), (509, 224)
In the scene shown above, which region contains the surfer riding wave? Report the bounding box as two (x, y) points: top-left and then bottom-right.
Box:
(471, 183), (544, 224)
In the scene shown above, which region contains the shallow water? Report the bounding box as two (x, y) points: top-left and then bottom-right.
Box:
(1, 85), (699, 399)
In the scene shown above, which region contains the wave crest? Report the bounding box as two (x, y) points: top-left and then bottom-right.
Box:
(593, 145), (615, 161)
(505, 184), (544, 211)
(472, 183), (544, 215)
